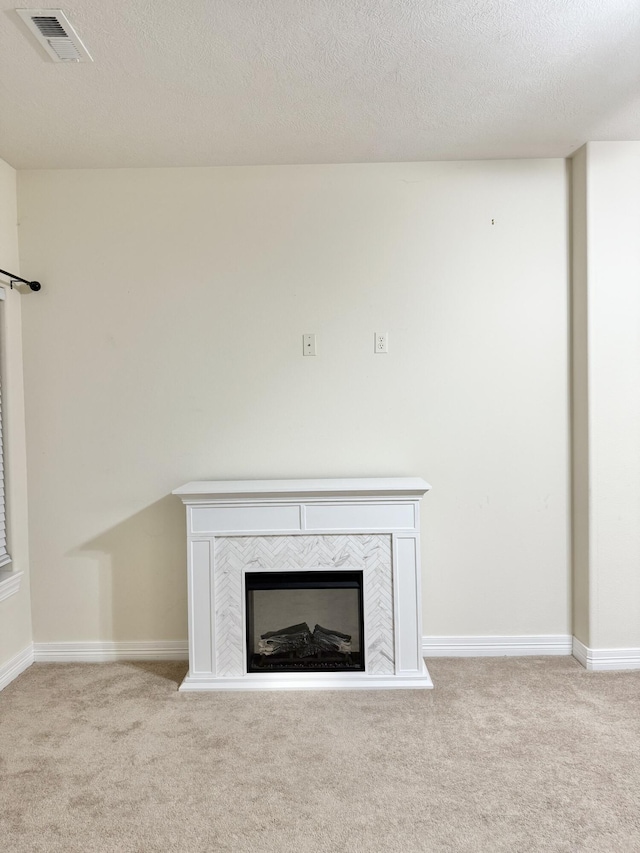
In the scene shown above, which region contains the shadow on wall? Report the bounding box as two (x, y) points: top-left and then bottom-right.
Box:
(73, 495), (188, 643)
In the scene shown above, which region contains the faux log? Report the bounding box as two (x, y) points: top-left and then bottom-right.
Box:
(257, 623), (313, 656)
(257, 622), (352, 657)
(312, 624), (352, 654)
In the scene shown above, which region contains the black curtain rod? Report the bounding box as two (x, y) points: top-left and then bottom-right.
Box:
(0, 268), (41, 292)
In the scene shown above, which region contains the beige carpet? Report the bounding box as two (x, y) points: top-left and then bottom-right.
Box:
(1, 657), (640, 852)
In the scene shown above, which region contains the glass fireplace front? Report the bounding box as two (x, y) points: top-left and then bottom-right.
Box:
(245, 570), (365, 673)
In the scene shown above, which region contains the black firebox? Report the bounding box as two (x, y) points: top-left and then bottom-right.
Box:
(245, 571), (365, 673)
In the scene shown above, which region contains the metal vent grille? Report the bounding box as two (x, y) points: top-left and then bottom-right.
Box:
(32, 15), (68, 37)
(16, 9), (93, 63)
(48, 38), (81, 61)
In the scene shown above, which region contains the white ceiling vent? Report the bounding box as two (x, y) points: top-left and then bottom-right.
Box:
(16, 9), (93, 62)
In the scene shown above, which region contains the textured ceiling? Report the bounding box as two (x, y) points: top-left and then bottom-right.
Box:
(0, 0), (639, 169)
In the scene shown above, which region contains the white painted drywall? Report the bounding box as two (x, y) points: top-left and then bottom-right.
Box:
(0, 157), (32, 667)
(17, 161), (570, 643)
(573, 142), (640, 649)
(571, 145), (590, 646)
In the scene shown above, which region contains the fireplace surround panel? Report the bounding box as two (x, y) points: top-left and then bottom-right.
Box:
(214, 533), (394, 677)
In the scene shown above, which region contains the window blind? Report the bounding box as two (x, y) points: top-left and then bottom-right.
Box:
(0, 288), (10, 568)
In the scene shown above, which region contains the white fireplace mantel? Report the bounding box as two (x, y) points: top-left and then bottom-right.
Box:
(173, 477), (432, 691)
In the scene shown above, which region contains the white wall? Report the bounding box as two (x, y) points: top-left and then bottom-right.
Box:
(17, 161), (570, 644)
(0, 158), (32, 667)
(572, 142), (640, 650)
(571, 146), (590, 646)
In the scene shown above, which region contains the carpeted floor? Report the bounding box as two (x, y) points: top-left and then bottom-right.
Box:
(1, 657), (640, 852)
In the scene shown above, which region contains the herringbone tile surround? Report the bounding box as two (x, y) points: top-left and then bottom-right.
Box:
(214, 535), (394, 676)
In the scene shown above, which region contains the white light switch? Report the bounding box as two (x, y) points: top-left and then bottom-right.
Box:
(375, 332), (388, 353)
(303, 334), (317, 356)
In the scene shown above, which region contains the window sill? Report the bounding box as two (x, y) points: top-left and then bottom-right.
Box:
(0, 570), (23, 603)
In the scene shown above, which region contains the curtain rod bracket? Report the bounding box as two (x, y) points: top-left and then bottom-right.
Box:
(0, 268), (42, 292)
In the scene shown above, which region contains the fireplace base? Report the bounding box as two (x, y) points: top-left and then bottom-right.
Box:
(180, 662), (433, 691)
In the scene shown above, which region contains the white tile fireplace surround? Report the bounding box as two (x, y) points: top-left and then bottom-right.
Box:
(173, 478), (432, 691)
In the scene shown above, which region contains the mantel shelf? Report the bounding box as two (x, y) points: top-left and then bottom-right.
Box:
(173, 477), (431, 502)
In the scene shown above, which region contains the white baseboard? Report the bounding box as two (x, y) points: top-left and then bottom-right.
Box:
(572, 638), (640, 671)
(421, 635), (640, 669)
(7, 638), (640, 676)
(422, 634), (573, 657)
(33, 640), (188, 663)
(0, 644), (34, 691)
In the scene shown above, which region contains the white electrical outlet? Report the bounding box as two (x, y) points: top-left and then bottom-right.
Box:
(375, 332), (388, 353)
(303, 333), (317, 356)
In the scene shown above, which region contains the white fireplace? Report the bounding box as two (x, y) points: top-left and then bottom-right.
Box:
(173, 478), (432, 690)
